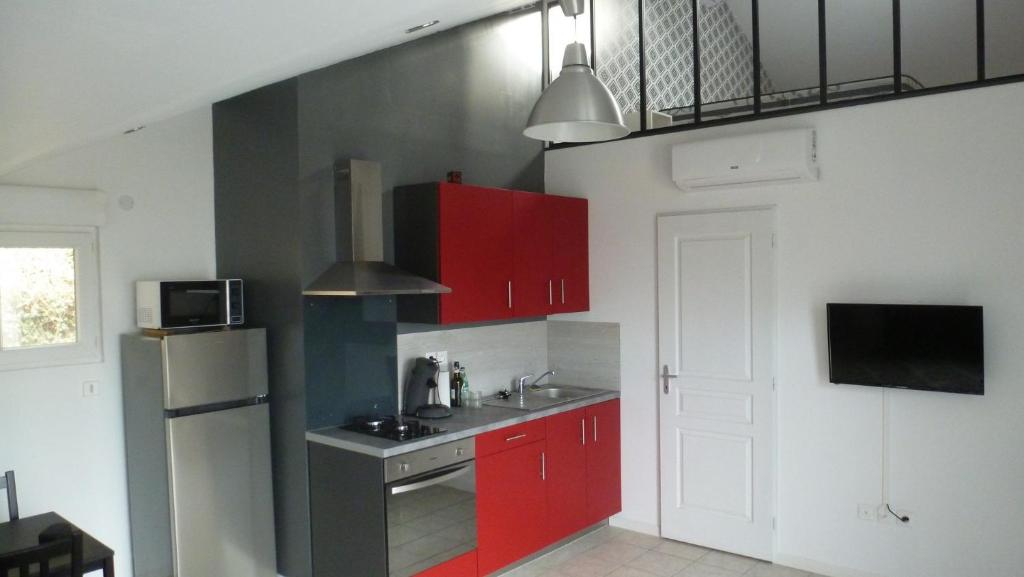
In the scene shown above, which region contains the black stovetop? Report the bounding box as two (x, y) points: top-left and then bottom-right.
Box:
(341, 415), (447, 442)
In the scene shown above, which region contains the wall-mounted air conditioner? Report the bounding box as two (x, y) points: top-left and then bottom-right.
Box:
(671, 129), (818, 191)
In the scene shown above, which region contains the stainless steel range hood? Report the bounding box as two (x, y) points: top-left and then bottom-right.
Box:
(303, 160), (451, 296)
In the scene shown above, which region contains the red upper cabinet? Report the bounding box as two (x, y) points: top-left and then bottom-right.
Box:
(394, 182), (588, 324)
(438, 184), (514, 324)
(549, 195), (589, 314)
(585, 400), (622, 524)
(512, 191), (554, 317)
(544, 408), (590, 545)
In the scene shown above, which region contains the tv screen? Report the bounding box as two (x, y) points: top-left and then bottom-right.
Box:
(827, 304), (983, 395)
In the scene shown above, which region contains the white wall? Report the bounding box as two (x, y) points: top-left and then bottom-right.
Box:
(0, 108), (215, 577)
(545, 82), (1024, 577)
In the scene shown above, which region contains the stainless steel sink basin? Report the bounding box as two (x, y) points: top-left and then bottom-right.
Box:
(528, 387), (580, 399)
(482, 385), (605, 411)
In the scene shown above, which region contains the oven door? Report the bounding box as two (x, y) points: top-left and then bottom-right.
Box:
(385, 460), (476, 577)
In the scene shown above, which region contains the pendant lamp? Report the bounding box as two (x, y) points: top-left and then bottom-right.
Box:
(523, 1), (629, 143)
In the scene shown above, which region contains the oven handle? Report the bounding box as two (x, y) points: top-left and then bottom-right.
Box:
(389, 462), (473, 496)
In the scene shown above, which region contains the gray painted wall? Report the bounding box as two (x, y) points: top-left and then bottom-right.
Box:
(214, 9), (545, 577)
(296, 8), (545, 262)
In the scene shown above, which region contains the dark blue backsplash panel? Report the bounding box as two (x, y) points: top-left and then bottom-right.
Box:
(304, 295), (398, 429)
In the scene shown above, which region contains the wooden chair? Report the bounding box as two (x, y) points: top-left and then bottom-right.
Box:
(0, 471), (18, 521)
(0, 524), (83, 577)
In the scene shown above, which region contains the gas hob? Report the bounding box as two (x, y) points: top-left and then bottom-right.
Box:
(341, 415), (447, 442)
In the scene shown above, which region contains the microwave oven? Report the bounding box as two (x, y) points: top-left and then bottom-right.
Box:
(136, 280), (244, 329)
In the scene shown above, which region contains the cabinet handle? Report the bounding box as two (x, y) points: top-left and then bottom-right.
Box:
(581, 419), (586, 446)
(593, 416), (598, 443)
(541, 451), (546, 481)
(505, 433), (527, 442)
(560, 279), (566, 304)
(548, 280), (554, 306)
(507, 281), (513, 309)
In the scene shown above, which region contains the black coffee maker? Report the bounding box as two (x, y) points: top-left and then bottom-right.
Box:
(403, 357), (452, 419)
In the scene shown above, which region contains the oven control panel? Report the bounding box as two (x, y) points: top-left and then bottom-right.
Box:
(384, 439), (476, 483)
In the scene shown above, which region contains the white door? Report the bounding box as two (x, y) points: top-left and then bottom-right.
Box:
(657, 208), (776, 560)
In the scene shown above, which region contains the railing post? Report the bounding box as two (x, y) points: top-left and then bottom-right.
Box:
(752, 0), (762, 114)
(692, 0), (702, 123)
(639, 0), (647, 131)
(976, 0), (986, 81)
(893, 0), (902, 93)
(818, 0), (827, 104)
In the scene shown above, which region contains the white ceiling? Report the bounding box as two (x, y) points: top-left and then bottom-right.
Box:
(0, 0), (531, 175)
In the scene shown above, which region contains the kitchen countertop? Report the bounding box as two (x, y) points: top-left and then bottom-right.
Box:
(305, 389), (620, 458)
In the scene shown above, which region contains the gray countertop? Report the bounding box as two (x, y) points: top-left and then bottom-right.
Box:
(305, 389), (620, 458)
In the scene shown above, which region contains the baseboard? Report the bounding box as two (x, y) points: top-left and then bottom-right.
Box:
(609, 514), (660, 537)
(773, 553), (885, 577)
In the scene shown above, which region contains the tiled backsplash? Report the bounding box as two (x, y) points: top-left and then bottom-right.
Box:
(397, 321), (550, 398)
(547, 321), (620, 390)
(395, 320), (621, 400)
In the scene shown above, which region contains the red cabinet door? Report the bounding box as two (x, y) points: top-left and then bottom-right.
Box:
(548, 195), (589, 314)
(586, 400), (621, 524)
(411, 550), (477, 577)
(512, 191), (554, 317)
(438, 183), (514, 324)
(544, 408), (589, 545)
(476, 440), (548, 576)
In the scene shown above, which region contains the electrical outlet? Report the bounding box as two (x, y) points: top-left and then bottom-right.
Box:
(82, 380), (100, 397)
(425, 351), (448, 371)
(857, 503), (878, 521)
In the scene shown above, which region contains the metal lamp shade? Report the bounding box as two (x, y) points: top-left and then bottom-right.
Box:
(524, 43), (629, 143)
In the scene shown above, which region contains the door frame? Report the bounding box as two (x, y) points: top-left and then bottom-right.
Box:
(654, 206), (779, 560)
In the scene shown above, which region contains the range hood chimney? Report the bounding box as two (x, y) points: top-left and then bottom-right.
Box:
(303, 160), (451, 296)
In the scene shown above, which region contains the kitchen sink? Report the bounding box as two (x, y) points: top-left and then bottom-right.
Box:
(528, 387), (580, 399)
(482, 385), (605, 411)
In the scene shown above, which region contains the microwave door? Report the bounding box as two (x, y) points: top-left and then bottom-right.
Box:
(163, 281), (227, 328)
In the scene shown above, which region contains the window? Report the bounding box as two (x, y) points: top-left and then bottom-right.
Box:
(0, 228), (101, 370)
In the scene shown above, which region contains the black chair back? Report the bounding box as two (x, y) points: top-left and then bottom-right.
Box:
(0, 526), (83, 577)
(0, 471), (18, 521)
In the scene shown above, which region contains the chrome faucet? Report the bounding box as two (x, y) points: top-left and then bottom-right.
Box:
(515, 370), (556, 396)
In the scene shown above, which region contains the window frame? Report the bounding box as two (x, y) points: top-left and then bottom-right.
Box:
(0, 226), (102, 371)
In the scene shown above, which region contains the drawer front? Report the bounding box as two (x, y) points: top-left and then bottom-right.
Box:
(476, 419), (546, 457)
(411, 550), (477, 577)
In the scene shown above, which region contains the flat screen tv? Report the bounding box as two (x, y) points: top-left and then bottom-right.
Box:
(827, 303), (984, 395)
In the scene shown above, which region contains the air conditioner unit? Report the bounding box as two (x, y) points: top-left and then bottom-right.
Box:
(671, 129), (818, 191)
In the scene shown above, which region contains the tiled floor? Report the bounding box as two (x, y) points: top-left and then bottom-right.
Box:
(498, 526), (824, 577)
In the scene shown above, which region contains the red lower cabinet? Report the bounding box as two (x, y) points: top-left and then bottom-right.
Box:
(475, 403), (620, 575)
(476, 439), (547, 576)
(412, 550), (477, 577)
(544, 408), (590, 544)
(586, 400), (622, 524)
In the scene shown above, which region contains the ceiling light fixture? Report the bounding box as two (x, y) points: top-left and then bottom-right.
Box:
(405, 20), (440, 34)
(524, 0), (628, 143)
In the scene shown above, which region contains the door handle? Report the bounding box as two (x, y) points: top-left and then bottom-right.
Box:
(661, 364), (678, 394)
(540, 451), (546, 481)
(593, 416), (598, 443)
(581, 419), (586, 446)
(548, 280), (554, 306)
(560, 279), (566, 304)
(507, 281), (513, 309)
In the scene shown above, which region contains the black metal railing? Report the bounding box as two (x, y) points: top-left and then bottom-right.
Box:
(551, 0), (1024, 148)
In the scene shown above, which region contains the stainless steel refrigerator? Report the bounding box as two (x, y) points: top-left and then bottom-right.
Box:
(122, 328), (277, 577)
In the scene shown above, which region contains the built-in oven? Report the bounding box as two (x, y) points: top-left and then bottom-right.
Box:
(384, 439), (476, 577)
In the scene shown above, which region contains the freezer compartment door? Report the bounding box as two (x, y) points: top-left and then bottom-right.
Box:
(166, 403), (276, 577)
(162, 328), (268, 409)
